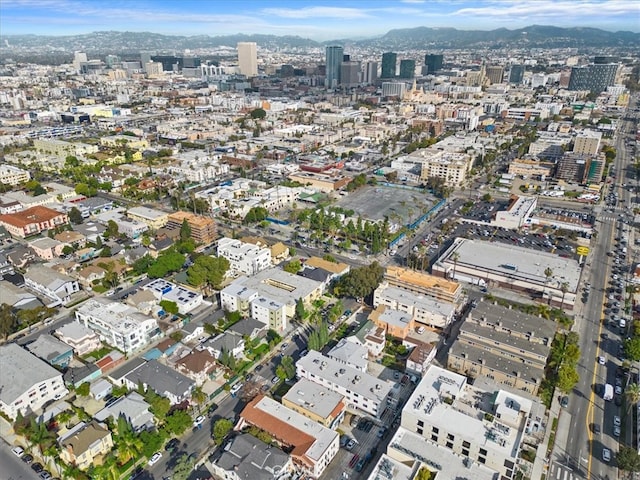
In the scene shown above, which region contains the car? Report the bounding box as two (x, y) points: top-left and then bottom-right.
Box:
(602, 448), (611, 463)
(377, 427), (387, 438)
(614, 415), (621, 427)
(355, 458), (366, 472)
(148, 452), (163, 466)
(21, 453), (33, 464)
(255, 364), (264, 372)
(280, 343), (289, 351)
(615, 385), (623, 395)
(560, 396), (569, 408)
(417, 326), (425, 334)
(272, 376), (280, 384)
(245, 373), (254, 382)
(593, 423), (601, 435)
(346, 439), (356, 450)
(40, 472), (52, 480)
(261, 383), (270, 392)
(11, 445), (24, 457)
(393, 371), (400, 379)
(193, 415), (205, 428)
(598, 356), (605, 365)
(165, 438), (180, 452)
(31, 463), (44, 473)
(53, 391), (65, 400)
(299, 349), (308, 357)
(614, 425), (621, 437)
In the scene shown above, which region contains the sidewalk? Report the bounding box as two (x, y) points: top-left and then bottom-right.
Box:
(531, 395), (561, 480)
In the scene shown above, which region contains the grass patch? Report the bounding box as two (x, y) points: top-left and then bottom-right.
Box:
(92, 285), (108, 293)
(82, 343), (117, 361)
(546, 417), (558, 457)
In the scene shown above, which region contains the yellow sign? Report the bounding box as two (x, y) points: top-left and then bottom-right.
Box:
(576, 246), (590, 256)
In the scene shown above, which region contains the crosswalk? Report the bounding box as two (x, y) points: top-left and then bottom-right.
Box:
(549, 462), (582, 480)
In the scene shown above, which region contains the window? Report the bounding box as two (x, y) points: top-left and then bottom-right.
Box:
(462, 440), (471, 448)
(504, 460), (515, 469)
(417, 428), (423, 435)
(462, 449), (469, 456)
(447, 433), (455, 441)
(446, 441), (454, 449)
(479, 448), (487, 456)
(432, 426), (439, 434)
(417, 420), (424, 427)
(478, 456), (486, 464)
(431, 434), (438, 442)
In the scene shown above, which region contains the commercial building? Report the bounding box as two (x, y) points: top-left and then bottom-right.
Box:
(325, 46), (344, 89)
(486, 65), (504, 84)
(433, 238), (579, 309)
(340, 60), (361, 87)
(237, 394), (339, 479)
(447, 300), (555, 395)
(32, 138), (99, 157)
(381, 82), (406, 98)
(398, 365), (532, 480)
(75, 297), (160, 354)
(568, 63), (619, 93)
(217, 237), (272, 276)
(492, 195), (537, 230)
(0, 205), (68, 238)
(59, 421), (114, 470)
(556, 152), (605, 184)
(126, 206), (169, 230)
(207, 433), (293, 480)
(0, 164), (30, 185)
(508, 64), (525, 84)
(424, 54), (443, 75)
(24, 265), (80, 307)
(399, 59), (416, 79)
(282, 378), (346, 429)
(381, 52), (397, 78)
(296, 350), (393, 418)
(363, 61), (378, 84)
(237, 42), (258, 77)
(0, 343), (67, 419)
(287, 170), (351, 192)
(573, 130), (602, 155)
(143, 278), (203, 315)
(55, 321), (102, 356)
(165, 211), (217, 245)
(416, 150), (474, 187)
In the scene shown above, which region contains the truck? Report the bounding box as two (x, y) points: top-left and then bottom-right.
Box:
(604, 383), (614, 401)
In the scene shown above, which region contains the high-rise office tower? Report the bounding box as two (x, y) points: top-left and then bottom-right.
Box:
(364, 61), (378, 85)
(399, 59), (416, 79)
(485, 66), (504, 84)
(568, 63), (618, 93)
(325, 46), (344, 89)
(509, 65), (525, 84)
(237, 42), (258, 77)
(381, 52), (397, 78)
(340, 61), (361, 87)
(424, 54), (443, 74)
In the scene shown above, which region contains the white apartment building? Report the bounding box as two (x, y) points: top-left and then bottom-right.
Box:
(250, 296), (287, 332)
(217, 237), (272, 276)
(296, 350), (393, 418)
(32, 138), (99, 157)
(414, 150), (473, 187)
(399, 365), (531, 480)
(55, 321), (102, 356)
(0, 164), (30, 185)
(24, 265), (80, 307)
(143, 278), (203, 314)
(0, 343), (68, 419)
(75, 298), (160, 354)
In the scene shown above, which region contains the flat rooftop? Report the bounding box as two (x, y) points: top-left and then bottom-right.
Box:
(228, 267), (321, 307)
(377, 285), (455, 317)
(384, 266), (461, 296)
(283, 378), (345, 419)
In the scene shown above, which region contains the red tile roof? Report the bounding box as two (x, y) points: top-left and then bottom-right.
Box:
(0, 205), (65, 228)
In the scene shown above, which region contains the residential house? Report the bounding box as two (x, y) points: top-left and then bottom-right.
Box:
(0, 205), (68, 238)
(0, 281), (41, 309)
(54, 321), (102, 356)
(174, 349), (220, 386)
(77, 265), (106, 288)
(29, 237), (65, 260)
(90, 379), (113, 401)
(25, 334), (74, 367)
(122, 360), (195, 405)
(59, 421), (114, 470)
(203, 332), (245, 360)
(94, 391), (154, 433)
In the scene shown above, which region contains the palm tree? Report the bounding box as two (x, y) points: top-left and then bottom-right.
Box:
(544, 267), (554, 305)
(559, 282), (569, 310)
(191, 386), (207, 414)
(25, 417), (55, 459)
(625, 383), (640, 413)
(451, 252), (460, 280)
(114, 416), (142, 464)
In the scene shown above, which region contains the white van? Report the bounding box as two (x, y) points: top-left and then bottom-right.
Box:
(619, 319), (627, 329)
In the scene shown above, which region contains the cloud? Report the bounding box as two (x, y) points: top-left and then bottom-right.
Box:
(452, 0), (639, 19)
(261, 6), (370, 19)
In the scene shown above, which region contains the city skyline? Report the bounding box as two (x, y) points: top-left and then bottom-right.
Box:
(1, 0), (639, 41)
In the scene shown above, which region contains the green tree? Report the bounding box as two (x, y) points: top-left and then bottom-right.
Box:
(625, 337), (640, 362)
(180, 218), (192, 242)
(143, 389), (171, 423)
(243, 206), (269, 224)
(159, 300), (179, 315)
(266, 329), (282, 346)
(62, 245), (74, 256)
(25, 417), (56, 458)
(68, 207), (84, 225)
(105, 220), (119, 239)
(625, 383), (640, 413)
(139, 430), (166, 458)
(213, 418), (234, 445)
(147, 251), (186, 279)
(132, 255), (154, 275)
(165, 409), (193, 436)
(295, 298), (306, 322)
(276, 355), (296, 381)
(556, 364), (579, 394)
(172, 453), (196, 480)
(250, 108), (267, 120)
(331, 261), (384, 299)
(617, 446), (640, 472)
(191, 386), (207, 413)
(186, 255), (230, 292)
(76, 382), (90, 397)
(415, 467), (433, 480)
(284, 259), (302, 274)
(0, 303), (17, 339)
(114, 416), (143, 464)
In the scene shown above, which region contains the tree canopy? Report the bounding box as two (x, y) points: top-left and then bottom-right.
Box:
(213, 418), (234, 445)
(276, 355), (296, 381)
(331, 262), (384, 299)
(147, 251), (186, 279)
(187, 255), (230, 291)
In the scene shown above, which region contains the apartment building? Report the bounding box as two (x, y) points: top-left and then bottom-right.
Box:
(382, 266), (463, 305)
(0, 205), (68, 238)
(237, 395), (339, 479)
(55, 321), (102, 356)
(143, 278), (203, 314)
(127, 206), (169, 230)
(398, 365), (532, 480)
(0, 164), (30, 185)
(416, 151), (473, 187)
(296, 350), (393, 418)
(507, 159), (553, 178)
(573, 130), (603, 155)
(447, 301), (556, 395)
(165, 211), (217, 245)
(217, 237), (272, 276)
(75, 298), (160, 354)
(59, 421), (114, 470)
(24, 265), (80, 307)
(369, 305), (415, 339)
(282, 378), (346, 429)
(32, 138), (99, 157)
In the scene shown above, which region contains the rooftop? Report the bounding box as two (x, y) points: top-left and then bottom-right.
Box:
(377, 284), (455, 317)
(304, 256), (349, 275)
(212, 433), (290, 480)
(384, 266), (461, 296)
(127, 206), (168, 220)
(25, 334), (73, 362)
(76, 297), (156, 335)
(283, 378), (345, 419)
(0, 205), (64, 227)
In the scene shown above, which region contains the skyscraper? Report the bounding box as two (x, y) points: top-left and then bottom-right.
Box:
(485, 66), (504, 84)
(509, 65), (525, 84)
(568, 63), (618, 93)
(237, 42), (258, 77)
(364, 61), (378, 85)
(340, 61), (361, 87)
(399, 59), (416, 79)
(325, 46), (344, 89)
(381, 52), (397, 79)
(424, 54), (443, 74)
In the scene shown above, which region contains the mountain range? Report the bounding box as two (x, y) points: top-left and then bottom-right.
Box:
(1, 25), (638, 57)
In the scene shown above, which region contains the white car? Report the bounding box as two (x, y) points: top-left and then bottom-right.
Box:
(614, 425), (621, 437)
(148, 452), (162, 466)
(615, 385), (623, 395)
(11, 446), (24, 457)
(614, 415), (621, 427)
(598, 356), (606, 365)
(602, 448), (611, 463)
(193, 415), (205, 428)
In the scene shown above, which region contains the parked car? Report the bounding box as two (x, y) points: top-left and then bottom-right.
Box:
(31, 463), (43, 473)
(11, 446), (24, 457)
(346, 439), (356, 450)
(21, 454), (33, 464)
(602, 448), (611, 463)
(560, 396), (569, 408)
(148, 452), (163, 466)
(193, 415), (205, 428)
(271, 376), (280, 384)
(165, 438), (180, 452)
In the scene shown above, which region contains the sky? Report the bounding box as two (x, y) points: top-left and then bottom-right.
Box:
(1, 0), (638, 40)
